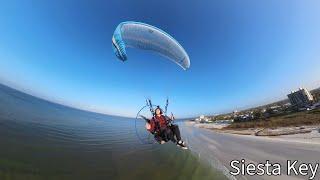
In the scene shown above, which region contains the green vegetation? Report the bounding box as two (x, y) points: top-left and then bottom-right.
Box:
(225, 109), (320, 129)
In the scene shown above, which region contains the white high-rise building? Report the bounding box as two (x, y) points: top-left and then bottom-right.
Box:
(287, 88), (314, 108)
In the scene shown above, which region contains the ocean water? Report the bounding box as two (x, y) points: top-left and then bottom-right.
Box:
(0, 84), (227, 180)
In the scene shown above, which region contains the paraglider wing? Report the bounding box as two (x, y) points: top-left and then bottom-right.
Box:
(112, 21), (190, 70)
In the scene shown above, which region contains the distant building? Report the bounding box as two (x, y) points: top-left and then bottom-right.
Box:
(233, 113), (254, 122)
(195, 115), (210, 123)
(287, 88), (314, 108)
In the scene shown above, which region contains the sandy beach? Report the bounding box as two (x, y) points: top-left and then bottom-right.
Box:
(183, 121), (320, 180)
(188, 121), (320, 145)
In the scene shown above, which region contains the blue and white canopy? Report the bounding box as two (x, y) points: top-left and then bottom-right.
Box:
(112, 21), (190, 70)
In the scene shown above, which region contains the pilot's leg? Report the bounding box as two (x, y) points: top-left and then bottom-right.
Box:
(170, 125), (181, 142)
(163, 128), (175, 143)
(154, 133), (163, 144)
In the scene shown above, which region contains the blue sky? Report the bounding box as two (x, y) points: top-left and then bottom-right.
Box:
(0, 0), (320, 118)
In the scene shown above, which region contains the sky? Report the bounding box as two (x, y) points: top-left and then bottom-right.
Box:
(0, 0), (320, 118)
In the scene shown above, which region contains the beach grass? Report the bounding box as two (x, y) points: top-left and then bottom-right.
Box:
(225, 109), (320, 129)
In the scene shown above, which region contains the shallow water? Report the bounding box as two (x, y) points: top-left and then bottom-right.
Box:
(0, 84), (227, 180)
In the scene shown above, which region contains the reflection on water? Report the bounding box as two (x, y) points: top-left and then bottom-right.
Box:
(0, 84), (227, 180)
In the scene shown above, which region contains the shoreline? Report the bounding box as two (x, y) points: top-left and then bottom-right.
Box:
(183, 122), (320, 180)
(186, 121), (320, 145)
